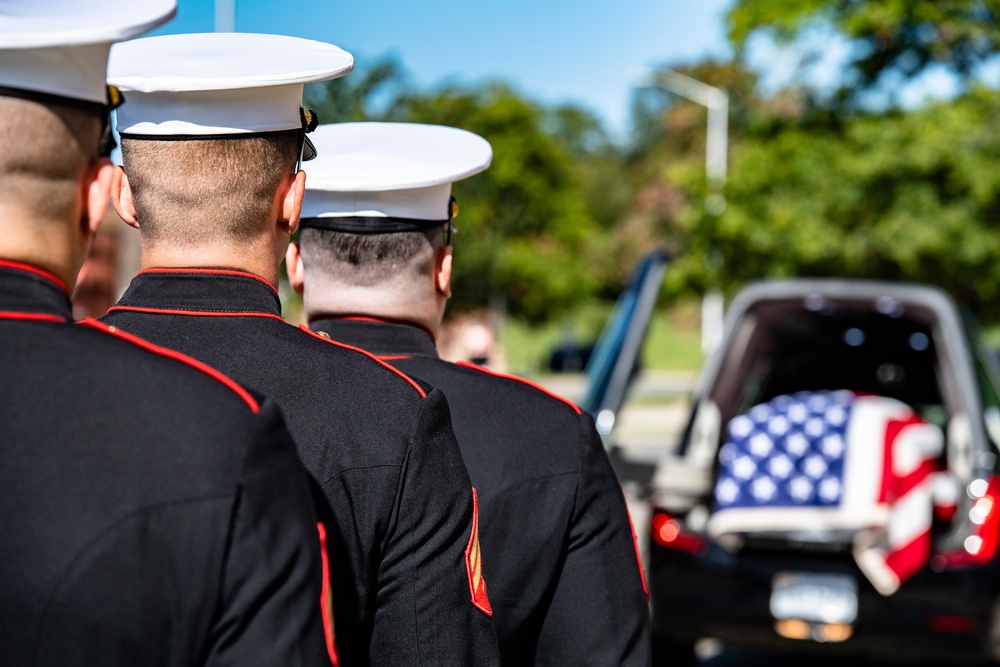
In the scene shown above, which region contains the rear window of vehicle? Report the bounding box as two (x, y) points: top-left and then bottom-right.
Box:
(709, 298), (944, 429)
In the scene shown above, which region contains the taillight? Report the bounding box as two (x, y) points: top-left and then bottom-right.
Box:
(651, 510), (708, 554)
(932, 475), (1000, 569)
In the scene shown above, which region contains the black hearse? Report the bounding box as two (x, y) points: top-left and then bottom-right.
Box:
(581, 258), (1000, 664)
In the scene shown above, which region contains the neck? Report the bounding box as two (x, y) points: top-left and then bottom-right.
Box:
(304, 282), (444, 340)
(139, 237), (282, 288)
(0, 209), (83, 292)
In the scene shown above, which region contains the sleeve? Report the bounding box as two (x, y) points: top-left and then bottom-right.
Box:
(369, 388), (501, 666)
(205, 399), (334, 667)
(535, 411), (652, 667)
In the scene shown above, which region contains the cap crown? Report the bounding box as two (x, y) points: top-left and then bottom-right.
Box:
(301, 122), (492, 221)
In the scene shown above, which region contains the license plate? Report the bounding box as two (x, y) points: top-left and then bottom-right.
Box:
(770, 572), (858, 624)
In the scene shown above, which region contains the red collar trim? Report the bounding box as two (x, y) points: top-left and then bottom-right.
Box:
(106, 305), (285, 321)
(377, 355), (413, 361)
(78, 318), (260, 414)
(0, 311), (66, 322)
(0, 259), (69, 295)
(455, 361), (583, 415)
(339, 316), (387, 324)
(312, 315), (437, 342)
(298, 324), (428, 399)
(138, 267), (279, 296)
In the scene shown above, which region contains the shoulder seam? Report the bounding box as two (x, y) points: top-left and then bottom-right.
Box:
(454, 361), (582, 414)
(297, 324), (427, 399)
(78, 318), (260, 414)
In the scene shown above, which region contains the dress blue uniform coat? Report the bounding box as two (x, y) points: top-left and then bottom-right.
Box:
(0, 260), (331, 667)
(313, 318), (652, 667)
(103, 269), (500, 667)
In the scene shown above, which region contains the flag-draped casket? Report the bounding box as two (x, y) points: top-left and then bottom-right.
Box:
(708, 390), (956, 595)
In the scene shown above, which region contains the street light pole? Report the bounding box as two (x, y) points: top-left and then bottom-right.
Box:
(637, 67), (729, 205)
(636, 67), (730, 353)
(215, 0), (235, 32)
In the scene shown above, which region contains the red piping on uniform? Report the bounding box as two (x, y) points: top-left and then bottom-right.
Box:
(297, 324), (427, 399)
(0, 311), (65, 322)
(455, 361), (582, 415)
(377, 355), (412, 361)
(311, 315), (437, 341)
(625, 492), (649, 598)
(137, 267), (280, 296)
(106, 305), (286, 322)
(0, 259), (69, 295)
(78, 318), (260, 414)
(317, 523), (339, 667)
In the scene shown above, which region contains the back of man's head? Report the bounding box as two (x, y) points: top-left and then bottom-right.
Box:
(120, 131), (300, 246)
(299, 227), (439, 289)
(0, 97), (101, 224)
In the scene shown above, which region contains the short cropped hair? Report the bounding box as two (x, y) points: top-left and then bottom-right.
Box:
(299, 227), (441, 287)
(0, 96), (102, 222)
(120, 130), (301, 244)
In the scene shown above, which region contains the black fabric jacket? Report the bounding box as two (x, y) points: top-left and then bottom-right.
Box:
(0, 261), (330, 667)
(103, 269), (500, 667)
(313, 318), (652, 667)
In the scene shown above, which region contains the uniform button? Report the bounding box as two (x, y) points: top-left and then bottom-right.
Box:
(317, 330), (331, 339)
(108, 325), (117, 332)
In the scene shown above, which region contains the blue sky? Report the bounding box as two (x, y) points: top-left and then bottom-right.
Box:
(149, 0), (734, 138)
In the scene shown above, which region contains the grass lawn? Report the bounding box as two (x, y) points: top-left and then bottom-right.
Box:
(499, 302), (704, 377)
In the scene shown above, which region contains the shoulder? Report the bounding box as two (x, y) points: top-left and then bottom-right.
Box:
(450, 361), (583, 416)
(77, 318), (261, 415)
(295, 324), (433, 400)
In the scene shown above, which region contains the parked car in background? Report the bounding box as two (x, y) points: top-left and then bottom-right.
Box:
(583, 260), (1000, 664)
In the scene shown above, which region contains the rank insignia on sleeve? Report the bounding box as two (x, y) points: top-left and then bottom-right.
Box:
(465, 488), (492, 616)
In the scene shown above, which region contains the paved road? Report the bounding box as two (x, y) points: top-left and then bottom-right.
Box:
(698, 648), (991, 666)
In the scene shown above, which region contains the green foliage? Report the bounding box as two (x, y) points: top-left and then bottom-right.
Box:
(389, 84), (599, 323)
(729, 0), (1000, 100)
(303, 55), (408, 123)
(665, 86), (1000, 319)
(307, 60), (607, 324)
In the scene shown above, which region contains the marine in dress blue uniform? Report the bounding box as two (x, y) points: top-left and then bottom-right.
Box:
(101, 35), (500, 667)
(286, 122), (652, 666)
(0, 4), (333, 665)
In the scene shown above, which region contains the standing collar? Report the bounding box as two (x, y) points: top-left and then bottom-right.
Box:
(110, 268), (283, 318)
(0, 259), (72, 321)
(311, 317), (439, 359)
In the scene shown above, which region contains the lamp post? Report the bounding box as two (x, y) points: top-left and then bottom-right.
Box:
(636, 68), (729, 353)
(637, 67), (728, 211)
(215, 0), (235, 32)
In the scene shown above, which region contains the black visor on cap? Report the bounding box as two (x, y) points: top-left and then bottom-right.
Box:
(299, 216), (448, 234)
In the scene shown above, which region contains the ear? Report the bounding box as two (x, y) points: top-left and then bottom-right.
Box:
(82, 157), (115, 235)
(110, 166), (140, 230)
(286, 241), (305, 295)
(435, 244), (453, 299)
(277, 169), (307, 235)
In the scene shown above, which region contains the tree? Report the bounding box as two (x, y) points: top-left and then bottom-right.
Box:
(729, 0), (1000, 106)
(663, 86), (1000, 321)
(306, 64), (608, 324)
(303, 55), (409, 123)
(389, 84), (600, 323)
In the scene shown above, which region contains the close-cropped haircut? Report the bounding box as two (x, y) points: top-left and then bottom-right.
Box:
(300, 226), (441, 288)
(120, 130), (301, 245)
(0, 96), (102, 222)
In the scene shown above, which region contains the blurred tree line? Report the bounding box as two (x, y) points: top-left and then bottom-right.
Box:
(306, 0), (1000, 326)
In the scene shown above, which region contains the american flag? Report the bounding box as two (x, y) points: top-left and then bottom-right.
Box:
(707, 390), (950, 595)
